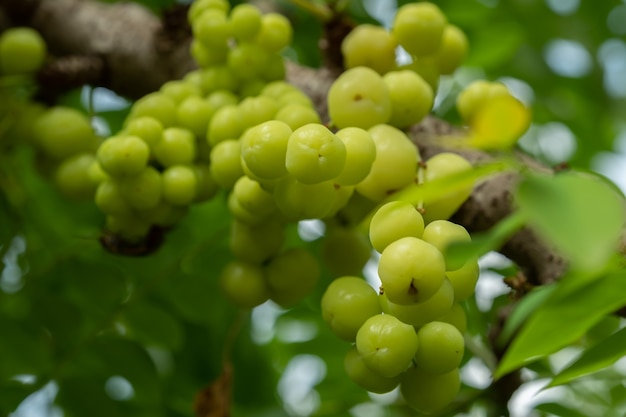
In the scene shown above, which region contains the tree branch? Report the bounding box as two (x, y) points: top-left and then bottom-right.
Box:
(1, 0), (194, 99)
(0, 0), (569, 285)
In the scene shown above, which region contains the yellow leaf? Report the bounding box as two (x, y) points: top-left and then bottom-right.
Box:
(469, 95), (531, 150)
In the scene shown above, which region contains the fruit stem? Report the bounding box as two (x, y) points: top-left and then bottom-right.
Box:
(416, 160), (426, 211)
(287, 0), (333, 22)
(221, 310), (248, 364)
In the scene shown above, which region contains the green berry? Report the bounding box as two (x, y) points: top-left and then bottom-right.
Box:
(97, 135), (150, 178)
(327, 67), (391, 129)
(422, 220), (471, 271)
(206, 89), (239, 110)
(232, 176), (276, 219)
(188, 0), (230, 23)
(192, 8), (231, 47)
(209, 139), (244, 189)
(176, 96), (214, 138)
(435, 25), (469, 75)
(190, 39), (228, 68)
(160, 80), (202, 104)
(154, 127), (196, 167)
(399, 58), (441, 93)
(392, 2), (447, 56)
(33, 107), (98, 160)
(456, 81), (510, 123)
(95, 179), (133, 216)
(192, 163), (219, 202)
(54, 153), (98, 200)
(421, 152), (473, 223)
(400, 366), (461, 414)
(321, 276), (381, 342)
(261, 81), (299, 100)
(220, 260), (270, 309)
(119, 166), (162, 211)
(105, 214), (152, 242)
(229, 4), (262, 41)
(436, 302), (468, 334)
(356, 313), (419, 378)
(274, 103), (321, 130)
(273, 176), (336, 220)
(344, 347), (401, 394)
(265, 248), (320, 308)
(124, 116), (164, 151)
(341, 24), (397, 75)
(162, 165), (198, 206)
(227, 42), (270, 81)
(240, 120), (292, 180)
(238, 96), (279, 128)
(207, 105), (245, 147)
(383, 70), (433, 128)
(414, 321), (465, 375)
(446, 259), (479, 302)
(378, 236), (446, 305)
(333, 127), (377, 186)
(254, 13), (292, 53)
(369, 201), (425, 253)
(127, 92), (177, 128)
(285, 123), (346, 184)
(229, 218), (285, 264)
(199, 66), (239, 94)
(0, 27), (46, 75)
(356, 124), (420, 202)
(384, 278), (454, 327)
(227, 191), (269, 225)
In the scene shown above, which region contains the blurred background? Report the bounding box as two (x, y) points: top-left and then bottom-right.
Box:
(3, 0), (626, 416)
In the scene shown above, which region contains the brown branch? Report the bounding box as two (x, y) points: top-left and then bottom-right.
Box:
(1, 0), (194, 99)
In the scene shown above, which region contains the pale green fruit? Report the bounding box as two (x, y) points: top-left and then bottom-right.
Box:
(327, 67), (391, 129)
(378, 237), (446, 305)
(400, 366), (461, 414)
(356, 313), (419, 378)
(321, 276), (381, 341)
(285, 123), (346, 184)
(344, 347), (401, 394)
(369, 201), (425, 253)
(414, 321), (465, 374)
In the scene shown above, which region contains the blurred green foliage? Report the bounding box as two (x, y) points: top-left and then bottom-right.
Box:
(1, 1), (626, 417)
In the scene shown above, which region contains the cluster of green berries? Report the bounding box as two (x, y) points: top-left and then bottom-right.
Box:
(2, 3), (482, 412)
(329, 2), (468, 131)
(188, 0), (291, 94)
(85, 0), (302, 244)
(322, 209), (479, 413)
(343, 2), (468, 78)
(0, 27), (103, 201)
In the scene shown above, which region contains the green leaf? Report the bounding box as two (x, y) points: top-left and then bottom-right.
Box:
(0, 316), (52, 379)
(393, 160), (511, 207)
(494, 270), (626, 379)
(358, 160), (511, 231)
(64, 335), (160, 405)
(549, 325), (626, 387)
(496, 284), (557, 347)
(467, 22), (525, 69)
(445, 210), (526, 267)
(122, 300), (184, 351)
(534, 402), (589, 417)
(516, 172), (626, 273)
